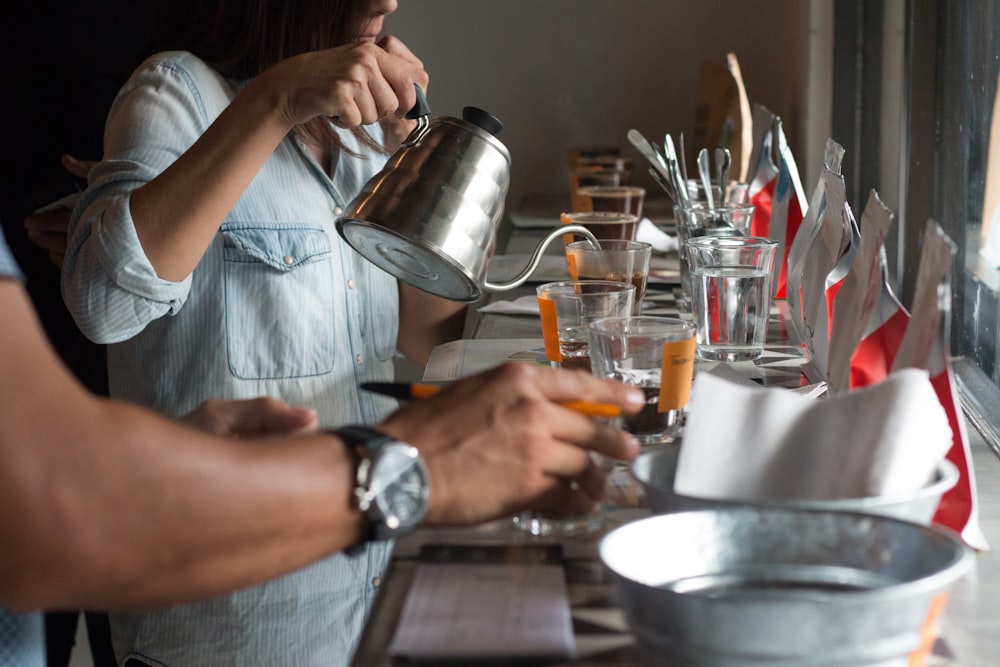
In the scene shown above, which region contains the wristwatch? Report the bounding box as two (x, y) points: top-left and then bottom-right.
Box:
(332, 425), (429, 541)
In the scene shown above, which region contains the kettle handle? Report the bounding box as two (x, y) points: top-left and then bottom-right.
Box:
(400, 86), (432, 147)
(484, 225), (599, 292)
(405, 85), (431, 120)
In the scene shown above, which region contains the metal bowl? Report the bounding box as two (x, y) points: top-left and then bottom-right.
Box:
(632, 443), (959, 524)
(600, 508), (973, 666)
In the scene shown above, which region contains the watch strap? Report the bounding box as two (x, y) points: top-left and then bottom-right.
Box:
(331, 425), (395, 451)
(330, 425), (427, 543)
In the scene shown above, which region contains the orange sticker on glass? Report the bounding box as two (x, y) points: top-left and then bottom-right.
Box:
(566, 253), (580, 280)
(658, 336), (696, 411)
(538, 296), (562, 363)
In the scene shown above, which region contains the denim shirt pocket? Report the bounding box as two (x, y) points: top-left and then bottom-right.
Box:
(221, 223), (334, 379)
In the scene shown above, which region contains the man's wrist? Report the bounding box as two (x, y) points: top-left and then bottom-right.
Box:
(329, 426), (429, 543)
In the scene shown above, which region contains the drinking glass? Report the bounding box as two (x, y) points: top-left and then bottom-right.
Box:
(685, 236), (779, 361)
(536, 280), (636, 370)
(569, 156), (632, 213)
(565, 240), (652, 315)
(574, 185), (646, 218)
(560, 211), (639, 251)
(523, 279), (634, 537)
(674, 202), (755, 307)
(588, 316), (696, 445)
(685, 178), (750, 204)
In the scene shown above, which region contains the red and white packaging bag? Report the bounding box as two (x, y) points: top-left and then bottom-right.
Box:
(745, 106), (808, 299)
(747, 105), (779, 236)
(796, 165), (860, 382)
(891, 220), (988, 549)
(786, 140), (845, 348)
(827, 191), (910, 393)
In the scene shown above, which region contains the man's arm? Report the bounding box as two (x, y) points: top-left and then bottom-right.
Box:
(0, 279), (367, 612)
(0, 281), (642, 613)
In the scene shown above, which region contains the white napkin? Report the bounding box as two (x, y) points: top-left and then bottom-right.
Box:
(635, 218), (678, 253)
(478, 294), (540, 315)
(676, 368), (952, 501)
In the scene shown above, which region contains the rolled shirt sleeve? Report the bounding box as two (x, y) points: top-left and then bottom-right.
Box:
(61, 53), (218, 344)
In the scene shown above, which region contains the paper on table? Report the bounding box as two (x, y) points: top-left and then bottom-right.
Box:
(423, 338), (547, 381)
(486, 254), (570, 284)
(477, 294), (541, 315)
(676, 368), (952, 501)
(389, 563), (574, 660)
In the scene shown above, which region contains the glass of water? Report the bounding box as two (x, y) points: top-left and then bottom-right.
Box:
(684, 236), (779, 362)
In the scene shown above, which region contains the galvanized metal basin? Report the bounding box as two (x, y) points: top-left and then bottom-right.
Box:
(600, 508), (973, 666)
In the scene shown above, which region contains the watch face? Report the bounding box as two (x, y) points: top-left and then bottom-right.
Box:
(372, 445), (428, 530)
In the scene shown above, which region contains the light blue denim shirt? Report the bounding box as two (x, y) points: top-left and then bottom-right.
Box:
(0, 609), (44, 667)
(0, 231), (24, 282)
(62, 52), (399, 666)
(0, 233), (44, 667)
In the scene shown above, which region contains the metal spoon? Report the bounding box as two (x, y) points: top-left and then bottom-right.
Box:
(678, 132), (690, 191)
(697, 148), (715, 209)
(663, 135), (690, 207)
(715, 148), (731, 203)
(647, 166), (676, 202)
(627, 129), (673, 191)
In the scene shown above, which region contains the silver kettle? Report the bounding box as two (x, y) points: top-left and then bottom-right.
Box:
(336, 92), (597, 302)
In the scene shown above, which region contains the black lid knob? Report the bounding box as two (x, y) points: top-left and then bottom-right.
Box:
(462, 107), (503, 136)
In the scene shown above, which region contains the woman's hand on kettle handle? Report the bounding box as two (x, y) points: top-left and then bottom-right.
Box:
(269, 38), (426, 134)
(376, 35), (428, 150)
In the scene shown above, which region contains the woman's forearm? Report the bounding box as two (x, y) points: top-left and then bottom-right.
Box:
(130, 78), (294, 281)
(396, 282), (469, 365)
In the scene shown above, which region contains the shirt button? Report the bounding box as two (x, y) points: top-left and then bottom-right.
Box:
(356, 354), (365, 365)
(283, 255), (294, 265)
(333, 206), (343, 215)
(347, 279), (355, 289)
(372, 576), (382, 588)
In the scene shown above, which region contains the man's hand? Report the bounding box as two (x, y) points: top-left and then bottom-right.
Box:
(377, 363), (645, 527)
(180, 397), (318, 439)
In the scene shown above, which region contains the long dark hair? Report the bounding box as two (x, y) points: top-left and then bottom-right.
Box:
(151, 0), (383, 154)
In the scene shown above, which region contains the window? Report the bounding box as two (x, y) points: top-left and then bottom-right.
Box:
(832, 0), (1000, 446)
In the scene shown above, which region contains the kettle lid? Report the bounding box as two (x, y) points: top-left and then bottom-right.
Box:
(338, 219), (483, 302)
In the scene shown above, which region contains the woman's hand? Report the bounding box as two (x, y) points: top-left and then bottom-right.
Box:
(376, 34), (428, 150)
(22, 154), (95, 268)
(180, 397), (318, 439)
(268, 36), (427, 136)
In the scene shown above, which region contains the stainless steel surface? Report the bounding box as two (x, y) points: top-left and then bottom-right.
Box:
(633, 443), (959, 525)
(337, 111), (511, 302)
(600, 508), (973, 666)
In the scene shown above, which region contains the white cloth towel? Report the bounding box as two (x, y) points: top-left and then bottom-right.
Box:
(676, 368), (952, 501)
(636, 218), (678, 253)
